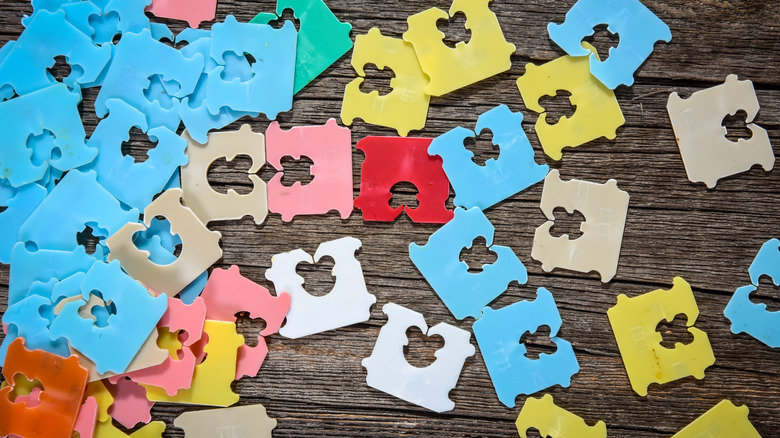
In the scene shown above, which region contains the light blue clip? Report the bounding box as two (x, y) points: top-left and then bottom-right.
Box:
(49, 260), (168, 374)
(473, 288), (579, 408)
(207, 15), (296, 118)
(18, 170), (139, 253)
(547, 0), (671, 89)
(9, 242), (99, 306)
(0, 294), (71, 365)
(0, 10), (112, 95)
(0, 183), (47, 263)
(96, 28), (204, 130)
(56, 1), (103, 41)
(409, 207), (527, 320)
(176, 28), (259, 144)
(724, 239), (780, 348)
(749, 239), (780, 286)
(85, 99), (187, 210)
(429, 105), (548, 210)
(0, 84), (95, 188)
(104, 0), (153, 34)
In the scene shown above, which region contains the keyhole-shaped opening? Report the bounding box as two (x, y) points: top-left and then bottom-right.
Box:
(7, 374), (44, 405)
(221, 51), (257, 83)
(156, 327), (185, 361)
(464, 128), (500, 166)
(519, 325), (558, 359)
(581, 24), (619, 61)
(459, 236), (498, 273)
(143, 75), (175, 110)
(267, 8), (301, 32)
(191, 332), (210, 365)
(436, 12), (471, 48)
(46, 55), (72, 83)
(403, 326), (445, 368)
(235, 311), (268, 348)
(722, 110), (753, 143)
(656, 314), (695, 349)
(295, 255), (337, 297)
(76, 225), (101, 255)
(524, 428), (550, 438)
(121, 127), (157, 164)
(207, 154), (256, 195)
(278, 155), (314, 187)
(389, 181), (420, 210)
(78, 291), (117, 328)
(26, 130), (59, 167)
(548, 208), (585, 240)
(749, 276), (780, 312)
(359, 64), (395, 96)
(538, 91), (577, 125)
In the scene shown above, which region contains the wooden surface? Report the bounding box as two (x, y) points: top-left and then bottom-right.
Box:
(1, 0), (780, 436)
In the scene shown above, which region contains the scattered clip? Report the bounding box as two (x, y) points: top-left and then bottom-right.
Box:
(725, 238), (780, 347)
(180, 124), (268, 225)
(48, 261), (168, 375)
(0, 183), (47, 263)
(341, 28), (430, 136)
(667, 75), (774, 188)
(119, 297), (207, 396)
(516, 48), (624, 160)
(607, 277), (715, 396)
(473, 288), (579, 407)
(146, 0), (217, 28)
(96, 28), (204, 130)
(207, 15), (297, 118)
(429, 104), (548, 210)
(0, 83), (95, 188)
(106, 377), (154, 429)
(672, 400), (761, 438)
(403, 0), (515, 96)
(201, 266), (291, 378)
(173, 404), (278, 438)
(266, 119), (354, 221)
(87, 379), (166, 437)
(547, 0), (671, 89)
(19, 170), (139, 253)
(106, 188), (223, 296)
(0, 9), (112, 95)
(265, 237), (375, 339)
(73, 395), (98, 438)
(86, 99), (188, 210)
(354, 136), (453, 223)
(362, 303), (475, 412)
(531, 170), (629, 282)
(409, 207), (526, 320)
(515, 394), (607, 438)
(2, 294), (71, 363)
(0, 338), (89, 438)
(252, 0), (353, 94)
(144, 320), (243, 407)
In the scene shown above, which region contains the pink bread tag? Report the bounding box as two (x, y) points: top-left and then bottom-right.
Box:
(266, 119), (354, 221)
(73, 396), (98, 438)
(106, 377), (154, 429)
(146, 0), (217, 28)
(200, 265), (291, 378)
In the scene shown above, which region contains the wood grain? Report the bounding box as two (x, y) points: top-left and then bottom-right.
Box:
(1, 0), (779, 436)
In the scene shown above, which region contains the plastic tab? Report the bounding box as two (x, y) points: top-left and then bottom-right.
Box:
(362, 303), (475, 413)
(147, 0), (217, 28)
(0, 183), (47, 263)
(173, 404), (278, 438)
(749, 238), (780, 286)
(672, 400), (760, 438)
(516, 394), (607, 438)
(607, 277), (715, 396)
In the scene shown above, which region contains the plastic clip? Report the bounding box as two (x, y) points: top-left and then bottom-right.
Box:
(173, 404), (277, 438)
(146, 0), (217, 28)
(515, 394), (607, 438)
(671, 400), (760, 438)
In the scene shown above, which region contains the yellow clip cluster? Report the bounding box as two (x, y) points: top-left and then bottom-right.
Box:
(341, 27), (430, 136)
(516, 44), (624, 160)
(144, 320), (243, 407)
(607, 277), (715, 396)
(672, 400), (761, 438)
(515, 394), (607, 438)
(86, 381), (166, 438)
(403, 0), (515, 97)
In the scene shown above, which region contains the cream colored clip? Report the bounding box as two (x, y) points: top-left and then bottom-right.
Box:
(607, 277), (715, 396)
(516, 46), (624, 160)
(341, 28), (430, 136)
(516, 394), (607, 438)
(265, 236), (376, 339)
(180, 124), (268, 224)
(403, 0), (515, 96)
(174, 404), (277, 438)
(672, 400), (761, 438)
(667, 74), (774, 188)
(107, 188), (222, 296)
(362, 303), (475, 413)
(531, 170), (629, 282)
